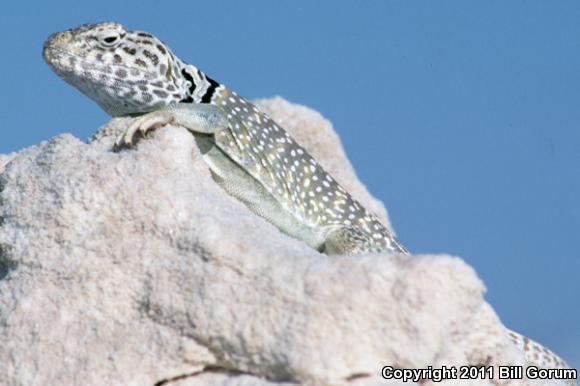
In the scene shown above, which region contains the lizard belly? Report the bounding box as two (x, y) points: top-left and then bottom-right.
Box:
(194, 135), (328, 251)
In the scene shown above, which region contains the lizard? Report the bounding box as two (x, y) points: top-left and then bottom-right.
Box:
(43, 21), (408, 256)
(43, 22), (574, 379)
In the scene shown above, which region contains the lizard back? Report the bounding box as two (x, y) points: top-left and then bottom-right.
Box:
(206, 83), (407, 253)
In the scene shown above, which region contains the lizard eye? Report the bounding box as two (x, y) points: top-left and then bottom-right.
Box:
(100, 32), (124, 47)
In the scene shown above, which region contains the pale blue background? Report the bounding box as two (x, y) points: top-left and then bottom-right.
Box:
(1, 1), (578, 369)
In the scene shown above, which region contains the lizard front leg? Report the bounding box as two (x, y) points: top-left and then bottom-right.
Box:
(113, 103), (229, 150)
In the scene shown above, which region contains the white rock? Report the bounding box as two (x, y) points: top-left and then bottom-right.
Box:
(0, 98), (569, 386)
(0, 152), (17, 174)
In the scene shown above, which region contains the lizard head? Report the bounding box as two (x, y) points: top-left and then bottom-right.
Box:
(43, 22), (189, 117)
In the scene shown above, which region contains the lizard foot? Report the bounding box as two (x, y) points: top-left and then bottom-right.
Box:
(113, 110), (174, 151)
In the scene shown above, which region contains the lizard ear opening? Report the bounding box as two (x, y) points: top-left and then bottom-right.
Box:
(164, 59), (173, 81)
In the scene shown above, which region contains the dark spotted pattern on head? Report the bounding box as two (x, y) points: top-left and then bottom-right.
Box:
(135, 58), (147, 68)
(43, 22), (188, 116)
(123, 47), (137, 55)
(153, 90), (168, 98)
(115, 68), (127, 78)
(143, 49), (159, 65)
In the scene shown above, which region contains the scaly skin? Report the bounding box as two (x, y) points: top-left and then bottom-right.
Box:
(43, 22), (574, 381)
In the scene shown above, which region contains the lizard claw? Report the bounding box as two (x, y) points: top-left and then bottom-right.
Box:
(113, 110), (174, 151)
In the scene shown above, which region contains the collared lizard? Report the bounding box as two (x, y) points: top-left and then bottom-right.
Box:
(43, 22), (408, 256)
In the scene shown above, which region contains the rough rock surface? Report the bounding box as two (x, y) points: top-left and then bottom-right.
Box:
(0, 152), (16, 174)
(0, 98), (568, 386)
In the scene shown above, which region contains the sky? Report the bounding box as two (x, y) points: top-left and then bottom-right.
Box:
(1, 0), (578, 370)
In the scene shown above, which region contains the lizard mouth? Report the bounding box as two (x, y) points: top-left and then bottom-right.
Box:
(43, 46), (101, 80)
(43, 46), (71, 70)
(43, 46), (153, 85)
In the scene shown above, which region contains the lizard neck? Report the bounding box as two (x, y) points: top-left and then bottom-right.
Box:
(178, 62), (225, 105)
